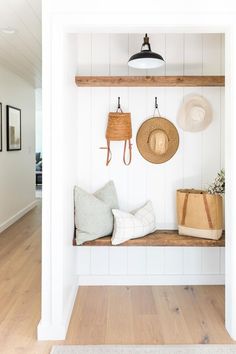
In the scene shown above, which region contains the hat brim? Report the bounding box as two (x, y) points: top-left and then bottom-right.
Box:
(136, 117), (179, 164)
(178, 95), (212, 132)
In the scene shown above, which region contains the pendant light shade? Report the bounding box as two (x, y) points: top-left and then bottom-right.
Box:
(128, 34), (165, 69)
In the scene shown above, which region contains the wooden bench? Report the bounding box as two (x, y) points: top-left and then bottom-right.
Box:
(73, 230), (225, 247)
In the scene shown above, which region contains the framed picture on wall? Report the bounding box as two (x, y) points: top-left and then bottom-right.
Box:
(0, 103), (2, 152)
(6, 105), (21, 151)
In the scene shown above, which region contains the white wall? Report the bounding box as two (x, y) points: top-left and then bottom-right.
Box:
(35, 88), (42, 153)
(38, 30), (78, 340)
(0, 65), (36, 232)
(75, 33), (225, 285)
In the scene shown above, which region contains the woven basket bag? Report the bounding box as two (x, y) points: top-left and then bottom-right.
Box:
(101, 99), (132, 166)
(176, 189), (223, 240)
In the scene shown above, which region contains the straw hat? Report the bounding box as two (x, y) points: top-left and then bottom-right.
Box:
(136, 117), (179, 164)
(178, 95), (212, 132)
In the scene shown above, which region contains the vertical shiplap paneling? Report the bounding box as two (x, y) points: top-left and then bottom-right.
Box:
(76, 33), (225, 282)
(182, 87), (203, 189)
(109, 34), (130, 210)
(202, 35), (221, 187)
(91, 247), (109, 275)
(164, 247), (184, 274)
(91, 34), (110, 76)
(77, 34), (92, 190)
(91, 87), (110, 190)
(146, 247), (165, 274)
(127, 87), (148, 211)
(183, 248), (202, 275)
(127, 247), (147, 275)
(76, 247), (91, 275)
(109, 247), (128, 275)
(165, 87), (184, 228)
(77, 33), (92, 75)
(202, 248), (220, 274)
(110, 34), (129, 76)
(201, 87), (221, 188)
(90, 34), (110, 191)
(165, 34), (184, 76)
(220, 248), (225, 274)
(108, 87), (129, 210)
(164, 35), (184, 227)
(184, 34), (203, 76)
(203, 34), (221, 75)
(182, 34), (203, 189)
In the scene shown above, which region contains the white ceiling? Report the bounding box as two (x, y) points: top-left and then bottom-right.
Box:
(0, 0), (41, 88)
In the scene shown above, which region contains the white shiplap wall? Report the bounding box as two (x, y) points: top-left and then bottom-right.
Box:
(75, 33), (225, 285)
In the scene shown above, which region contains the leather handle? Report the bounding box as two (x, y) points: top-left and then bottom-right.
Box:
(181, 192), (189, 225)
(202, 193), (213, 229)
(123, 140), (132, 166)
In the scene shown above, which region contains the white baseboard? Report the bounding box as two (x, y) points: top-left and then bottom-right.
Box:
(37, 320), (67, 341)
(0, 200), (38, 234)
(37, 283), (78, 340)
(77, 274), (225, 286)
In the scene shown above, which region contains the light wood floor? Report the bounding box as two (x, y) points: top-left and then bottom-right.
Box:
(0, 202), (235, 354)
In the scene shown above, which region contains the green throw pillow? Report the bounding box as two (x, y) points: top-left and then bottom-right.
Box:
(74, 181), (119, 245)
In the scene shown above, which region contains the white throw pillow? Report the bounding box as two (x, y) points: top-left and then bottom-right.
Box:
(74, 181), (119, 245)
(111, 201), (156, 245)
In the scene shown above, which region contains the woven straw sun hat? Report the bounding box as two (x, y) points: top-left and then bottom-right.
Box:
(178, 94), (212, 132)
(136, 116), (179, 164)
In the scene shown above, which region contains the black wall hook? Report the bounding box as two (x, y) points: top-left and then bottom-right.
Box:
(153, 97), (161, 117)
(155, 97), (158, 109)
(118, 97), (121, 110)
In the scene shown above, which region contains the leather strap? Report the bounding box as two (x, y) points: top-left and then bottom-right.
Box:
(202, 193), (213, 229)
(99, 142), (112, 166)
(123, 140), (132, 166)
(181, 192), (189, 225)
(101, 139), (132, 166)
(105, 140), (112, 166)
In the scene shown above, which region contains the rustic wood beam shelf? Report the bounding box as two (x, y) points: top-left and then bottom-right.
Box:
(75, 76), (225, 87)
(74, 230), (225, 247)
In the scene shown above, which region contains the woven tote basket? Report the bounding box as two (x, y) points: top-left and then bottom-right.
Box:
(176, 189), (223, 240)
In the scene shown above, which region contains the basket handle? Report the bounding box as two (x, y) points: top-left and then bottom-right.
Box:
(181, 192), (189, 225)
(202, 194), (213, 229)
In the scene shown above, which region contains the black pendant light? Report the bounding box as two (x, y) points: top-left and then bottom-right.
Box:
(128, 34), (165, 69)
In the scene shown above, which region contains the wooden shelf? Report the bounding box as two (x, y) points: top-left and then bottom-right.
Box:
(74, 230), (225, 247)
(75, 75), (225, 87)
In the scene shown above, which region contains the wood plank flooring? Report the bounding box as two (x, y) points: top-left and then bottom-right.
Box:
(0, 201), (235, 354)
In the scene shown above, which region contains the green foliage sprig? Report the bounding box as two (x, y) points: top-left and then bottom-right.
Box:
(207, 169), (225, 195)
